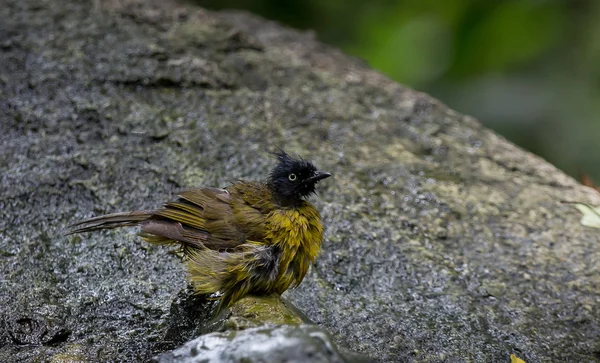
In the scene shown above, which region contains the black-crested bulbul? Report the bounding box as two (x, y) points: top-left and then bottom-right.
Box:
(68, 151), (331, 310)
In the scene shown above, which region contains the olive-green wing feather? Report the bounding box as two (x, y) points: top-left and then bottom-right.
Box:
(68, 187), (250, 251)
(140, 187), (246, 250)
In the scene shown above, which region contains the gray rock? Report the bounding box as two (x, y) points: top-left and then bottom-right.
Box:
(155, 324), (355, 363)
(2, 0), (600, 362)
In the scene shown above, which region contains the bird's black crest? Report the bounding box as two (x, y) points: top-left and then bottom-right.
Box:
(267, 150), (327, 203)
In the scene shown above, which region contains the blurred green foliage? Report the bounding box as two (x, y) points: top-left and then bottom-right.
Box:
(199, 0), (600, 182)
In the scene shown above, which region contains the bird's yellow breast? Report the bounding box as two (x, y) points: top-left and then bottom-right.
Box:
(265, 202), (323, 292)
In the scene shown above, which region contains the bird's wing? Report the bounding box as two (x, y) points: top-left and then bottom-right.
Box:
(141, 187), (247, 251)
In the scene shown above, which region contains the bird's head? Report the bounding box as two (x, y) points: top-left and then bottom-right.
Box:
(267, 150), (331, 204)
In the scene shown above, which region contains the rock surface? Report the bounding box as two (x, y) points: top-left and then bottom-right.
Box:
(155, 324), (349, 363)
(2, 0), (600, 362)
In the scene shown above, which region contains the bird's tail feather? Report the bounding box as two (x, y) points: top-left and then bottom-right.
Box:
(66, 210), (152, 235)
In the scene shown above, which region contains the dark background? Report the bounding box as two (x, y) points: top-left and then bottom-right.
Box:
(199, 0), (600, 182)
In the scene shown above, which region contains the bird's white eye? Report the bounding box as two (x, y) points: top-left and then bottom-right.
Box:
(288, 173), (297, 181)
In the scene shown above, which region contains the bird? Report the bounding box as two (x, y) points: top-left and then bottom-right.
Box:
(67, 151), (332, 310)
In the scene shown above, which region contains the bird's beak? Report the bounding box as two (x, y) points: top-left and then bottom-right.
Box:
(308, 171), (332, 183)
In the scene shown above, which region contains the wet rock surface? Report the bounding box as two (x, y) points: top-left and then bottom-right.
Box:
(2, 0), (600, 361)
(155, 324), (351, 363)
